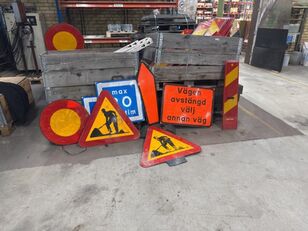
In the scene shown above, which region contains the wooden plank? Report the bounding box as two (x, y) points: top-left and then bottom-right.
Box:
(41, 50), (138, 65)
(147, 33), (242, 51)
(158, 52), (238, 65)
(42, 55), (138, 72)
(43, 67), (136, 88)
(45, 85), (96, 103)
(154, 72), (224, 82)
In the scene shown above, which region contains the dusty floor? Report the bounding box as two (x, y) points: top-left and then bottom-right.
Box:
(1, 63), (308, 231)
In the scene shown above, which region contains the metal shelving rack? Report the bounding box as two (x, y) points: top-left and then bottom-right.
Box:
(57, 0), (179, 44)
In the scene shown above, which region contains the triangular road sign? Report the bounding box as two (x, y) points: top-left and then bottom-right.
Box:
(140, 126), (201, 168)
(79, 91), (140, 147)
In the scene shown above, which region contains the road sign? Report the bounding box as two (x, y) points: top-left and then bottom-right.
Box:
(140, 126), (201, 168)
(96, 80), (144, 122)
(137, 62), (159, 124)
(45, 23), (84, 51)
(223, 61), (239, 129)
(79, 91), (140, 147)
(82, 96), (97, 114)
(161, 85), (214, 127)
(40, 99), (89, 145)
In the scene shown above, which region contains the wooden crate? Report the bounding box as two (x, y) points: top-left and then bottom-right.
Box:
(143, 33), (241, 81)
(0, 77), (34, 104)
(142, 33), (242, 115)
(0, 94), (14, 136)
(41, 49), (139, 102)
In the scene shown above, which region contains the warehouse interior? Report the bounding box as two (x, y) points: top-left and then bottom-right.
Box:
(0, 0), (308, 230)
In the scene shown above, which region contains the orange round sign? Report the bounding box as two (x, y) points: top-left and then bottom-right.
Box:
(45, 23), (84, 51)
(40, 100), (89, 145)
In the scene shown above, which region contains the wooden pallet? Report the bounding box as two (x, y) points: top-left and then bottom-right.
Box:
(143, 33), (242, 82)
(142, 32), (242, 115)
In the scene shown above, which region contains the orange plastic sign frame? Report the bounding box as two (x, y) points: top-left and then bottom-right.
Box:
(223, 61), (239, 129)
(40, 99), (89, 145)
(137, 62), (159, 124)
(140, 126), (201, 168)
(45, 23), (84, 51)
(161, 84), (214, 127)
(79, 91), (140, 147)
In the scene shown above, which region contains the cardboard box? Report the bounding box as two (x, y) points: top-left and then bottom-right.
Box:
(0, 77), (34, 104)
(0, 94), (14, 136)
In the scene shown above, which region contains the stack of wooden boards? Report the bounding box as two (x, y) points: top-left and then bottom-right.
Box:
(140, 14), (195, 34)
(41, 49), (139, 102)
(0, 77), (34, 136)
(142, 32), (242, 115)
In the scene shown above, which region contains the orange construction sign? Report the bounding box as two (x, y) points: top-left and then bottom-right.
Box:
(137, 62), (159, 124)
(161, 85), (214, 127)
(140, 126), (201, 168)
(79, 91), (140, 147)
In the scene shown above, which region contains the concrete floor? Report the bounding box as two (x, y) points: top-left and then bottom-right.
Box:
(1, 63), (308, 231)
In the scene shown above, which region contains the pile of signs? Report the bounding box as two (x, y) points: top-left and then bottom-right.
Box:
(40, 60), (240, 168)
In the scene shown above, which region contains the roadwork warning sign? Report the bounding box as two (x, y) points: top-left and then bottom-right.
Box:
(161, 85), (214, 127)
(79, 91), (140, 147)
(140, 126), (201, 167)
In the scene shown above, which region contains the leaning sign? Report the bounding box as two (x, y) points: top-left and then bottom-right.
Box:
(96, 79), (144, 122)
(161, 85), (214, 127)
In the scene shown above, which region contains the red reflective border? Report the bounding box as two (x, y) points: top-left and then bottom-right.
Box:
(161, 84), (214, 127)
(140, 126), (201, 168)
(223, 60), (239, 130)
(40, 99), (89, 145)
(78, 91), (140, 147)
(45, 23), (84, 50)
(137, 62), (159, 125)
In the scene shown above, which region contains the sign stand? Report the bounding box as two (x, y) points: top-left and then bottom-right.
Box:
(166, 157), (187, 167)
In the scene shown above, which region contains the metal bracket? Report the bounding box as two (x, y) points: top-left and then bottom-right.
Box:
(114, 37), (153, 53)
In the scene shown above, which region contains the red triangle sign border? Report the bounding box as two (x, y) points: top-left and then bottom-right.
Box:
(79, 91), (140, 147)
(140, 126), (202, 168)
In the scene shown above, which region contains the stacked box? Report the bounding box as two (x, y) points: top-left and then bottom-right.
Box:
(41, 49), (139, 102)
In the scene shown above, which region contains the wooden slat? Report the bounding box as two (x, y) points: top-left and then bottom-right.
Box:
(155, 72), (224, 81)
(147, 33), (242, 51)
(158, 52), (237, 65)
(45, 85), (96, 103)
(43, 67), (136, 88)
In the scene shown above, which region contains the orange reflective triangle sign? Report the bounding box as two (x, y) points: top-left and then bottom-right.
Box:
(79, 91), (140, 147)
(140, 126), (201, 167)
(137, 62), (159, 125)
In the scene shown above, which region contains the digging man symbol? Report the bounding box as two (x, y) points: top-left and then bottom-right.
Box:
(151, 136), (182, 158)
(102, 108), (119, 134)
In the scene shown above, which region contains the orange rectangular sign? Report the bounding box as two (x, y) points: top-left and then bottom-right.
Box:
(161, 85), (214, 127)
